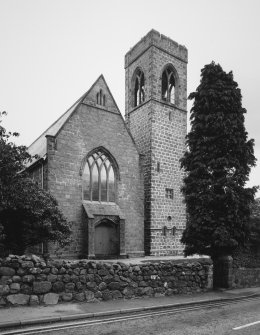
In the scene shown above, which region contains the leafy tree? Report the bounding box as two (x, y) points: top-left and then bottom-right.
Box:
(181, 62), (257, 258)
(0, 111), (72, 255)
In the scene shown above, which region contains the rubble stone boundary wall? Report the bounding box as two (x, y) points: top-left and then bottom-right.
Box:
(0, 255), (212, 307)
(232, 267), (260, 288)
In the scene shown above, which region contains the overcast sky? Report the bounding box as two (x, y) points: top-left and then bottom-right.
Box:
(1, 0), (260, 197)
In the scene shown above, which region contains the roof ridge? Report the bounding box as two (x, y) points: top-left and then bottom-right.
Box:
(27, 74), (122, 168)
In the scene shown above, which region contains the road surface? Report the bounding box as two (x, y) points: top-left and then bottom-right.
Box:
(3, 297), (260, 335)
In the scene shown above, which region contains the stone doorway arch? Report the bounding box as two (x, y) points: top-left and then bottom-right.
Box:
(82, 202), (126, 259)
(94, 219), (119, 258)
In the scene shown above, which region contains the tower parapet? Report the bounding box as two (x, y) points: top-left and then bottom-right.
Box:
(125, 29), (188, 69)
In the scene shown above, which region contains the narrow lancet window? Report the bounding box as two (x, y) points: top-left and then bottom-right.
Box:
(162, 66), (176, 104)
(133, 69), (145, 107)
(96, 89), (106, 106)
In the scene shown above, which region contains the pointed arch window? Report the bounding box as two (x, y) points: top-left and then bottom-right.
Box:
(133, 69), (145, 107)
(162, 66), (176, 104)
(82, 150), (115, 202)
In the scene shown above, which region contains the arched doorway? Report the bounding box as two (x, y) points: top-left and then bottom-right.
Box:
(94, 219), (119, 258)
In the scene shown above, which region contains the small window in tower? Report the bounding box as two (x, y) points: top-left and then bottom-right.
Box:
(162, 66), (176, 104)
(133, 69), (145, 107)
(165, 188), (174, 199)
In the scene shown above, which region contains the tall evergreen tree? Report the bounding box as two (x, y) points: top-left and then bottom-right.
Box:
(181, 62), (257, 258)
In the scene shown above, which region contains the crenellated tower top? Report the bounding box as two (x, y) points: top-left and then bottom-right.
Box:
(125, 29), (188, 69)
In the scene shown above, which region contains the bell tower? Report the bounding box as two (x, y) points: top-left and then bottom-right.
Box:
(125, 30), (188, 256)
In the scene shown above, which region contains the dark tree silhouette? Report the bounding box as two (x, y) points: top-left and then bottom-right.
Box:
(181, 62), (257, 258)
(0, 112), (72, 255)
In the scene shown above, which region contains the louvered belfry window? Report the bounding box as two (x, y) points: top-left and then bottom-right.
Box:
(83, 151), (115, 202)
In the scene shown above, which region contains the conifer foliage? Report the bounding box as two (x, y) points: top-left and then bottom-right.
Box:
(181, 62), (257, 257)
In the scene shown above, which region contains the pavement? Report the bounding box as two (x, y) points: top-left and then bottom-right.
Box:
(0, 286), (259, 331)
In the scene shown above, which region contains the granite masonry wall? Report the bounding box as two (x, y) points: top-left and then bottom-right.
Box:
(0, 255), (212, 307)
(232, 267), (260, 288)
(125, 30), (187, 256)
(42, 75), (144, 258)
(232, 246), (260, 288)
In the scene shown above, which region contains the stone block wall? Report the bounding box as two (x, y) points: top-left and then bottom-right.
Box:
(232, 267), (260, 288)
(231, 246), (260, 288)
(0, 255), (212, 307)
(149, 102), (186, 256)
(46, 94), (144, 258)
(125, 102), (152, 254)
(125, 30), (187, 115)
(233, 246), (260, 268)
(212, 253), (260, 289)
(125, 30), (187, 256)
(124, 29), (187, 85)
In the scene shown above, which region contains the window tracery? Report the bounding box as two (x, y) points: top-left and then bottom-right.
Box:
(162, 66), (176, 104)
(82, 150), (115, 202)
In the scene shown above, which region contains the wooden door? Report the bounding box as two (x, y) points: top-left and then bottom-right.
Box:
(94, 220), (119, 257)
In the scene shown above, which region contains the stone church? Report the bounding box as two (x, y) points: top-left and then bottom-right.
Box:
(27, 30), (187, 259)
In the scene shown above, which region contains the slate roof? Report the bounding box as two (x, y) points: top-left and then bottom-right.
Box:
(27, 75), (120, 167)
(27, 98), (82, 162)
